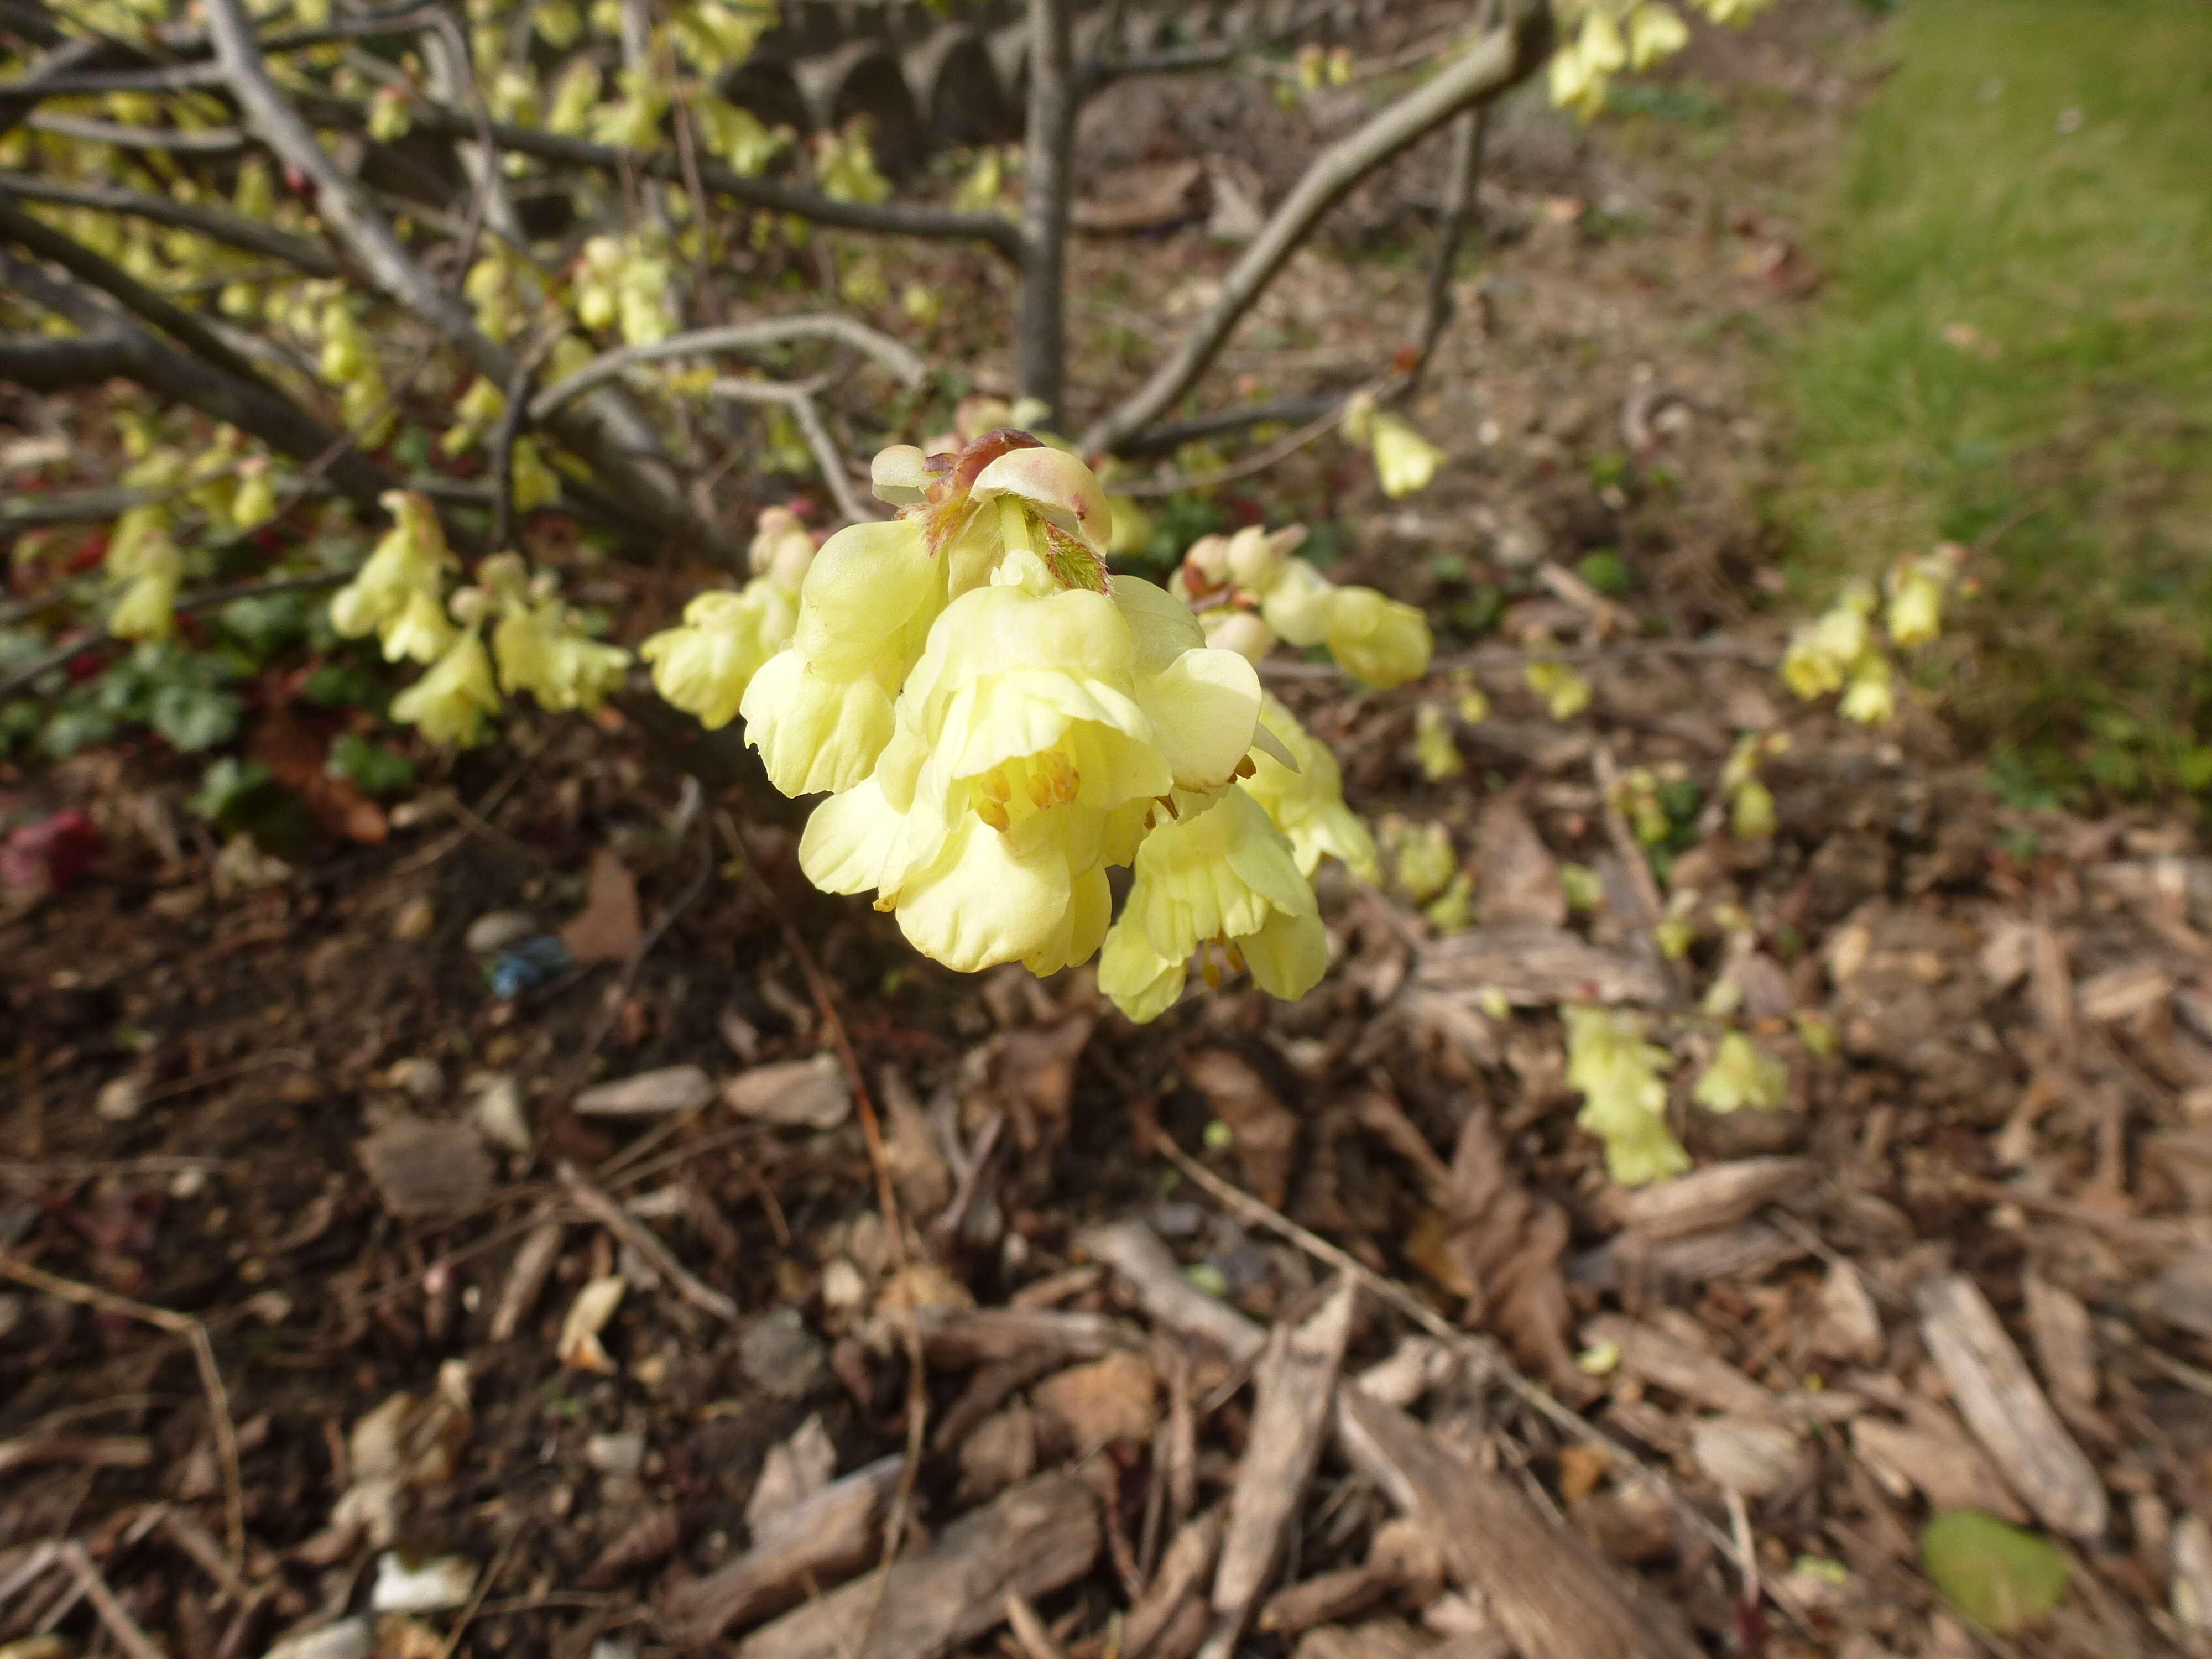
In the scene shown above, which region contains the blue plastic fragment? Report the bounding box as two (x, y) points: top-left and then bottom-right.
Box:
(487, 935), (575, 998)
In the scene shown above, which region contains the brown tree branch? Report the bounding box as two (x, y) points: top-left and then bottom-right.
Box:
(0, 194), (279, 392)
(0, 170), (338, 274)
(1016, 0), (1075, 419)
(530, 315), (927, 422)
(1080, 0), (1549, 454)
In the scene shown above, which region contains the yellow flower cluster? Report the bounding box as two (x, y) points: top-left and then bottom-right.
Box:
(1171, 523), (1432, 690)
(687, 434), (1421, 1021)
(1564, 1005), (1688, 1187)
(572, 234), (676, 347)
(106, 498), (182, 643)
(1548, 0), (1773, 119)
(1781, 545), (1960, 727)
(331, 491), (629, 745)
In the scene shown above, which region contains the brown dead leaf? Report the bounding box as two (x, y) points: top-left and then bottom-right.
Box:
(356, 1118), (492, 1219)
(987, 1011), (1098, 1149)
(1557, 1442), (1611, 1503)
(251, 703), (387, 843)
(1034, 1350), (1159, 1451)
(1476, 799), (1567, 927)
(1184, 1047), (1297, 1208)
(561, 847), (641, 964)
(1438, 1108), (1583, 1397)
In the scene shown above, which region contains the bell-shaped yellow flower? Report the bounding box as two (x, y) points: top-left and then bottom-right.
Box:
(741, 517), (946, 796)
(1322, 585), (1432, 688)
(392, 624), (501, 747)
(231, 463), (277, 531)
(1692, 1031), (1787, 1113)
(1838, 651), (1895, 725)
(1097, 785), (1327, 1023)
(642, 584), (797, 728)
(1627, 2), (1690, 70)
(1383, 815), (1457, 904)
(1415, 701), (1464, 780)
(441, 376), (507, 457)
(330, 491), (454, 659)
(1370, 414), (1446, 498)
(1201, 609), (1277, 665)
(489, 564), (630, 714)
(109, 540), (181, 642)
(1565, 1005), (1689, 1187)
(1242, 693), (1379, 880)
(510, 437), (562, 510)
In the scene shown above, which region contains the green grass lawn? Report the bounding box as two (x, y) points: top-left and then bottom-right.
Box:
(1777, 0), (2212, 798)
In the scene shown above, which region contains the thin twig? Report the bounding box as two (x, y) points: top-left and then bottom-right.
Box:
(433, 1528), (520, 1659)
(0, 1258), (246, 1568)
(1113, 394), (1362, 498)
(1406, 104), (1486, 398)
(559, 1164), (738, 1322)
(51, 1540), (168, 1659)
(1082, 0), (1544, 453)
(531, 316), (927, 421)
(708, 377), (880, 526)
(1256, 634), (1780, 685)
(0, 171), (338, 273)
(25, 111), (246, 150)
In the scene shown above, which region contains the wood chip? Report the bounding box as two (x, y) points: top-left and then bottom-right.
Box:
(1257, 1519), (1444, 1635)
(356, 1118), (493, 1219)
(1618, 1157), (1812, 1241)
(557, 1275), (627, 1373)
(1914, 1273), (2108, 1538)
(914, 1305), (1144, 1368)
(2022, 1270), (2099, 1411)
(723, 1056), (851, 1129)
(1033, 1350), (1159, 1451)
(1475, 800), (1567, 927)
(658, 1455), (903, 1647)
(489, 1216), (565, 1342)
(1850, 1416), (2027, 1524)
(1580, 1315), (1788, 1423)
(1125, 1509), (1222, 1659)
(573, 1065), (716, 1117)
(1415, 925), (1670, 1007)
(1809, 1260), (1886, 1366)
(1335, 1385), (1703, 1659)
(747, 1415), (837, 1536)
(1689, 1416), (1803, 1498)
(1212, 1278), (1359, 1634)
(2145, 1248), (2212, 1338)
(727, 1472), (1100, 1659)
(2076, 962), (2173, 1024)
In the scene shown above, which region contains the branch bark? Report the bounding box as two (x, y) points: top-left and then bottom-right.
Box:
(0, 194), (279, 393)
(531, 316), (927, 422)
(1407, 105), (1486, 395)
(0, 170), (338, 274)
(709, 378), (879, 527)
(1080, 1), (1548, 455)
(1016, 0), (1075, 419)
(201, 0), (739, 565)
(26, 111), (247, 152)
(300, 94), (1030, 264)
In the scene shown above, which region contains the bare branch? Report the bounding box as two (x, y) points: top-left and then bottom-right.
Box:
(1407, 106), (1486, 395)
(1016, 0), (1075, 418)
(1081, 1), (1548, 454)
(299, 93), (1031, 264)
(0, 194), (279, 392)
(200, 0), (739, 564)
(0, 170), (338, 274)
(531, 316), (928, 422)
(26, 111), (247, 152)
(709, 377), (879, 527)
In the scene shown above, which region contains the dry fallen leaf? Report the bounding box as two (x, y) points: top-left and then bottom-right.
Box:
(559, 1275), (627, 1372)
(356, 1119), (493, 1219)
(1477, 799), (1567, 927)
(1034, 1350), (1159, 1451)
(252, 702), (388, 844)
(1183, 1047), (1298, 1208)
(561, 847), (643, 964)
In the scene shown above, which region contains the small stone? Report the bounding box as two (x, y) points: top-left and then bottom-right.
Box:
(1034, 1350), (1159, 1449)
(95, 1075), (143, 1122)
(392, 896), (436, 942)
(820, 1258), (869, 1314)
(1691, 1416), (1803, 1498)
(722, 1054), (851, 1130)
(466, 910), (538, 953)
(468, 1073), (531, 1152)
(585, 1431), (646, 1478)
(168, 1166), (210, 1199)
(739, 1306), (830, 1400)
(370, 1552), (477, 1614)
(573, 1065), (715, 1117)
(385, 1057), (445, 1103)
